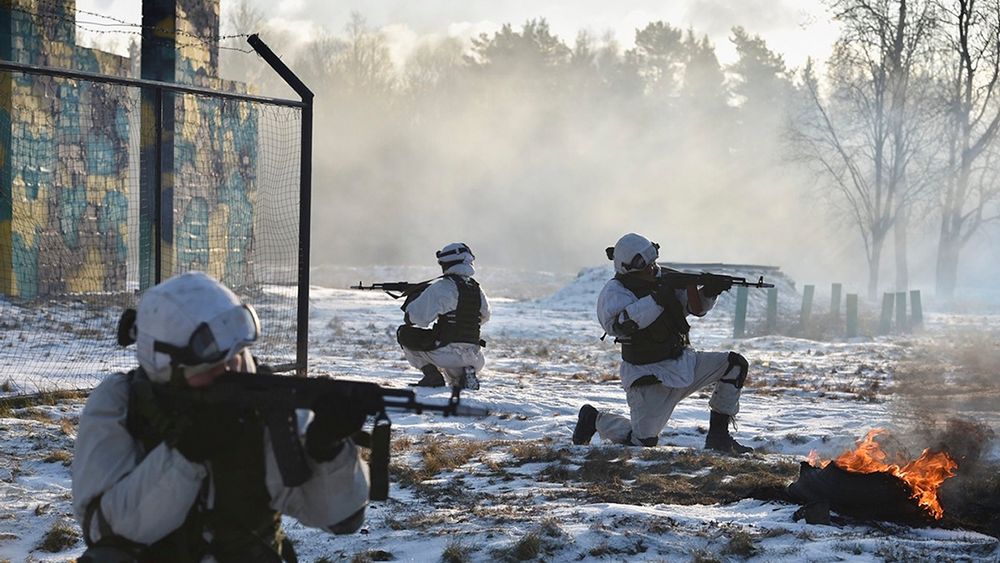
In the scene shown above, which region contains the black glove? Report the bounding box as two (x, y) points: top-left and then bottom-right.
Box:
(702, 277), (733, 298)
(306, 397), (367, 462)
(173, 405), (245, 462)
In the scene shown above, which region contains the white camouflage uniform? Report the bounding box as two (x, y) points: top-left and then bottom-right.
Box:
(401, 261), (491, 387)
(594, 275), (742, 445)
(71, 350), (370, 552)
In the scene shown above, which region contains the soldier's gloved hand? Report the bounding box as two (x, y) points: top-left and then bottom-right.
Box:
(702, 278), (733, 298)
(306, 399), (367, 462)
(174, 406), (243, 462)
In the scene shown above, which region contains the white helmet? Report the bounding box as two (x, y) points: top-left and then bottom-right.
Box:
(607, 233), (659, 274)
(135, 271), (260, 383)
(436, 242), (475, 267)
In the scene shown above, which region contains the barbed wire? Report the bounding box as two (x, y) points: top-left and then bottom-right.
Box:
(8, 2), (256, 54)
(34, 0), (251, 42)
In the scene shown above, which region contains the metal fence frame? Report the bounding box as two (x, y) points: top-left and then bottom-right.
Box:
(0, 35), (314, 374)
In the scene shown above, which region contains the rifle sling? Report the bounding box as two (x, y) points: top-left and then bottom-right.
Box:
(369, 413), (392, 501)
(264, 409), (313, 487)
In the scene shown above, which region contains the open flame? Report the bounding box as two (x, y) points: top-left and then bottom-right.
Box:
(808, 429), (958, 519)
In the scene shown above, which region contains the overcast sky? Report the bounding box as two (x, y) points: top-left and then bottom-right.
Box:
(77, 0), (840, 72)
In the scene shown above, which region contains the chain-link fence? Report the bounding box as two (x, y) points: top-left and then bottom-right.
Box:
(0, 56), (310, 396)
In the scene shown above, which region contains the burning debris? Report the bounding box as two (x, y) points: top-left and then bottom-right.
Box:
(789, 429), (958, 523)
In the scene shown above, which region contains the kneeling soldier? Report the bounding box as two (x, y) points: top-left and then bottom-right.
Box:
(573, 233), (754, 454)
(397, 243), (491, 390)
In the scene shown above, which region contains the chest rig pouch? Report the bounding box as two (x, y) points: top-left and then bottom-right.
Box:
(614, 275), (690, 365)
(121, 369), (294, 563)
(434, 275), (484, 346)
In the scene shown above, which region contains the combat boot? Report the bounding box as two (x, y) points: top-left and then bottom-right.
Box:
(572, 404), (598, 445)
(414, 365), (445, 387)
(704, 411), (754, 454)
(457, 366), (480, 391)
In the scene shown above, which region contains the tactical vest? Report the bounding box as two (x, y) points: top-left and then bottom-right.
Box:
(433, 275), (483, 346)
(615, 274), (690, 365)
(122, 369), (290, 563)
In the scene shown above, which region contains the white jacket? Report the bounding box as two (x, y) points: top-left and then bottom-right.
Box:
(597, 273), (717, 389)
(71, 371), (370, 548)
(403, 263), (491, 329)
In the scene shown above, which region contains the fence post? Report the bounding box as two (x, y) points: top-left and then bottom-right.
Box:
(733, 286), (748, 338)
(830, 283), (842, 319)
(248, 34), (315, 375)
(800, 284), (815, 329)
(766, 287), (778, 334)
(846, 294), (859, 338)
(910, 290), (923, 330)
(879, 293), (894, 335)
(895, 291), (907, 333)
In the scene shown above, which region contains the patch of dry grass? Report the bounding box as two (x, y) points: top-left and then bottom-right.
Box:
(349, 549), (394, 562)
(442, 540), (474, 563)
(391, 436), (499, 489)
(576, 449), (797, 506)
(15, 409), (52, 423)
(508, 439), (569, 465)
(59, 417), (76, 436)
(36, 520), (79, 552)
(504, 532), (542, 561)
(43, 450), (72, 465)
(421, 436), (491, 475)
(722, 528), (759, 558)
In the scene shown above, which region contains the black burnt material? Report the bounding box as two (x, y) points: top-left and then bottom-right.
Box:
(787, 461), (932, 524)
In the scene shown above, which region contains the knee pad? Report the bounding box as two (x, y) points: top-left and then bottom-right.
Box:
(637, 436), (659, 447)
(720, 352), (749, 389)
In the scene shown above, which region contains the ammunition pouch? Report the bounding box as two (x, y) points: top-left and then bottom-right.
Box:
(396, 325), (439, 351)
(77, 545), (142, 563)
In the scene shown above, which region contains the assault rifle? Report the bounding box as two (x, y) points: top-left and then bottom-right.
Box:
(350, 278), (439, 300)
(151, 372), (488, 500)
(656, 269), (775, 290)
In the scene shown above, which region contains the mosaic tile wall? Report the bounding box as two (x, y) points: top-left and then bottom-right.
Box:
(0, 0), (258, 298)
(0, 0), (131, 298)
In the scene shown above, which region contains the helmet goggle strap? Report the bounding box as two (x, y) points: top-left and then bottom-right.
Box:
(625, 242), (660, 272)
(436, 244), (474, 262)
(153, 304), (261, 368)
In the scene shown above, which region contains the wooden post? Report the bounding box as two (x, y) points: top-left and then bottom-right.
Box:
(830, 283), (842, 319)
(846, 294), (858, 338)
(910, 290), (923, 330)
(733, 286), (748, 339)
(766, 287), (778, 334)
(800, 284), (815, 329)
(895, 292), (907, 333)
(878, 293), (894, 335)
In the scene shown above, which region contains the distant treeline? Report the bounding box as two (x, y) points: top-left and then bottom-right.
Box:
(219, 2), (1000, 304)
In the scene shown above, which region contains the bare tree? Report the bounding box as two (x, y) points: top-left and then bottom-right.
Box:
(792, 0), (937, 299)
(933, 0), (1000, 300)
(218, 0), (268, 86)
(339, 12), (396, 98)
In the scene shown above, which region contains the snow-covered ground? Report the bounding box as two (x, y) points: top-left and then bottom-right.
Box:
(1, 269), (999, 562)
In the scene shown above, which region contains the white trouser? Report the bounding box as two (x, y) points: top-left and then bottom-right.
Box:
(595, 351), (741, 446)
(402, 343), (485, 387)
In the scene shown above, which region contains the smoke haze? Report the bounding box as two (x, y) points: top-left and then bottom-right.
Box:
(75, 1), (1000, 302)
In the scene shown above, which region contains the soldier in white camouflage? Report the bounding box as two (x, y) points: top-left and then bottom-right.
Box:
(72, 272), (370, 562)
(396, 243), (491, 390)
(573, 233), (754, 454)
